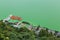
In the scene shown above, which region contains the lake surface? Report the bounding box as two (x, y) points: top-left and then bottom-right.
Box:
(0, 0), (60, 31)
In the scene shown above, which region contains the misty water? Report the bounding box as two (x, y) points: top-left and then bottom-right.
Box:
(0, 0), (60, 31)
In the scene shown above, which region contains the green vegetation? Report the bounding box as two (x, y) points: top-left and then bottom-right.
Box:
(0, 20), (60, 40)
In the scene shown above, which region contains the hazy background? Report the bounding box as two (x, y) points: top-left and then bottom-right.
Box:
(0, 0), (60, 31)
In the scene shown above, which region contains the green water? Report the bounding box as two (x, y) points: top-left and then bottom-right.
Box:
(0, 0), (60, 31)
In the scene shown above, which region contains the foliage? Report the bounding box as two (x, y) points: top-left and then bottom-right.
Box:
(0, 20), (60, 40)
